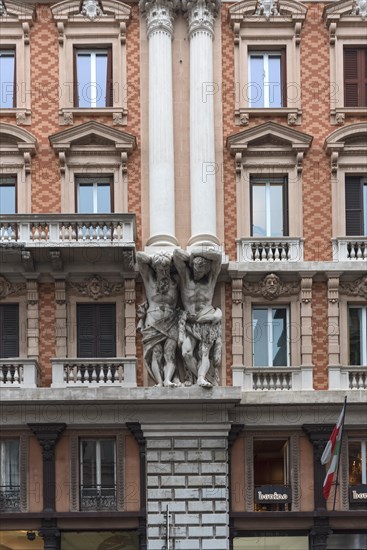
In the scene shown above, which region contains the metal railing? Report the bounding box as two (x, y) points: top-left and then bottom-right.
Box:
(80, 485), (116, 511)
(0, 486), (20, 512)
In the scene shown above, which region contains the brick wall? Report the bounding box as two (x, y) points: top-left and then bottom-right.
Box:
(312, 282), (329, 390)
(38, 283), (56, 387)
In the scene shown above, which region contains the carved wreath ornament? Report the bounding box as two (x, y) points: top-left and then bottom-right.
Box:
(68, 275), (123, 300)
(243, 273), (300, 301)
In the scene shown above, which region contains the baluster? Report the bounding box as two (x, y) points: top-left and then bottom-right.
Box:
(253, 374), (259, 390)
(357, 373), (363, 389)
(105, 223), (111, 241)
(40, 224), (46, 240)
(69, 366), (75, 383)
(92, 366), (98, 384)
(95, 223), (100, 241)
(350, 372), (357, 389)
(6, 366), (12, 384)
(281, 375), (288, 390)
(76, 365), (82, 384)
(363, 243), (367, 260)
(13, 366), (20, 385)
(269, 374), (275, 390)
(1, 366), (5, 383)
(349, 243), (356, 260)
(281, 245), (287, 261)
(63, 366), (68, 383)
(274, 245), (280, 261)
(118, 365), (123, 383)
(261, 245), (267, 261)
(275, 374), (282, 390)
(33, 225), (39, 241)
(60, 223), (65, 241)
(106, 365), (112, 384)
(356, 243), (363, 260)
(254, 244), (260, 261)
(268, 245), (273, 262)
(262, 374), (268, 391)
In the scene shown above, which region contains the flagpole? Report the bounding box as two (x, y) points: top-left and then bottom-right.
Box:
(332, 396), (348, 511)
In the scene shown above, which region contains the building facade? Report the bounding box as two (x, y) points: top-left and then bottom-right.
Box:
(0, 0), (366, 549)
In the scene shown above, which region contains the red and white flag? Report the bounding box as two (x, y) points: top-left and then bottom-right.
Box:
(321, 400), (347, 501)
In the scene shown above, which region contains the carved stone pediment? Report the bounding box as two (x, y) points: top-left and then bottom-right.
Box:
(340, 275), (367, 299)
(0, 275), (26, 300)
(0, 0), (35, 21)
(68, 275), (123, 300)
(243, 273), (300, 301)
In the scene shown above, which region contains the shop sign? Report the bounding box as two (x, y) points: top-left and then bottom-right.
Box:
(349, 484), (367, 502)
(255, 485), (292, 504)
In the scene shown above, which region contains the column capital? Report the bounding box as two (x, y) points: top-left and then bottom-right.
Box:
(182, 0), (221, 38)
(140, 0), (179, 38)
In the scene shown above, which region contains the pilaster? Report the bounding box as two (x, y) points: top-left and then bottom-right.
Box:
(26, 277), (39, 359)
(124, 278), (137, 357)
(302, 424), (334, 510)
(300, 275), (314, 368)
(54, 278), (67, 358)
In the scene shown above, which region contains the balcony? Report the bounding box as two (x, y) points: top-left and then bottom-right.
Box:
(0, 214), (135, 247)
(237, 238), (304, 262)
(332, 238), (367, 261)
(0, 359), (40, 387)
(233, 366), (313, 391)
(0, 486), (20, 512)
(329, 366), (367, 390)
(51, 358), (137, 388)
(80, 485), (116, 511)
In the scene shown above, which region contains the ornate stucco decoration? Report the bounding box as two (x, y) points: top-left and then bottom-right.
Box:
(351, 0), (367, 17)
(80, 0), (104, 20)
(327, 277), (340, 303)
(340, 275), (367, 299)
(301, 277), (313, 303)
(255, 0), (280, 19)
(243, 273), (300, 301)
(182, 0), (220, 37)
(324, 123), (367, 176)
(232, 278), (244, 304)
(140, 0), (178, 37)
(68, 275), (123, 300)
(0, 1), (7, 16)
(0, 275), (26, 300)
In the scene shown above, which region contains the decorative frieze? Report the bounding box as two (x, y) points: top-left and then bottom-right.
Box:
(68, 275), (123, 301)
(340, 274), (367, 299)
(243, 273), (300, 301)
(0, 275), (26, 300)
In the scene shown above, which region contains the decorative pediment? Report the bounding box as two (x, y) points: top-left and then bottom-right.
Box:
(243, 273), (300, 301)
(0, 275), (26, 300)
(0, 123), (37, 172)
(229, 0), (307, 24)
(0, 0), (35, 21)
(227, 122), (313, 154)
(324, 123), (367, 173)
(324, 0), (366, 25)
(52, 0), (131, 22)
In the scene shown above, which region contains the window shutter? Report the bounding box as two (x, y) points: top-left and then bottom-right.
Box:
(344, 48), (360, 107)
(77, 304), (97, 358)
(106, 48), (113, 108)
(281, 48), (287, 108)
(73, 47), (79, 108)
(77, 304), (116, 358)
(283, 177), (289, 237)
(363, 48), (367, 107)
(345, 176), (363, 236)
(97, 304), (116, 357)
(0, 305), (19, 358)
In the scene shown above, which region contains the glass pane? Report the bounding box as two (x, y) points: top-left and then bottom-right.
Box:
(252, 185), (266, 236)
(249, 56), (264, 108)
(268, 55), (282, 108)
(81, 440), (97, 487)
(272, 308), (287, 366)
(363, 184), (367, 234)
(349, 441), (363, 485)
(77, 53), (92, 108)
(253, 309), (268, 366)
(78, 185), (94, 213)
(95, 53), (108, 108)
(270, 185), (284, 237)
(100, 440), (115, 487)
(97, 184), (111, 213)
(0, 440), (19, 487)
(0, 185), (16, 214)
(0, 51), (15, 108)
(233, 536), (309, 550)
(349, 308), (362, 365)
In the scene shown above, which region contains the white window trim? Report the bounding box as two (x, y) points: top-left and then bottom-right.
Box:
(252, 306), (290, 367)
(251, 177), (286, 238)
(348, 305), (367, 366)
(323, 0), (367, 125)
(51, 0), (131, 126)
(248, 51), (283, 109)
(229, 0), (307, 126)
(77, 177), (112, 214)
(0, 1), (34, 125)
(76, 49), (109, 109)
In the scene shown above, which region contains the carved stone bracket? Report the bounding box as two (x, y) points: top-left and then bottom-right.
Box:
(232, 278), (244, 304)
(301, 277), (313, 303)
(328, 277), (340, 303)
(55, 279), (66, 305)
(21, 250), (34, 272)
(26, 279), (38, 305)
(340, 274), (367, 299)
(302, 424), (334, 510)
(243, 273), (300, 301)
(68, 275), (123, 300)
(49, 250), (63, 272)
(0, 275), (26, 300)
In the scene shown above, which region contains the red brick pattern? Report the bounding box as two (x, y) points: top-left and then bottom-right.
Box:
(312, 282), (329, 390)
(38, 283), (56, 387)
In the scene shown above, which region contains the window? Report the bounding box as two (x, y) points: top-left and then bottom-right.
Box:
(253, 439), (291, 511)
(0, 439), (20, 512)
(349, 306), (367, 365)
(248, 51), (286, 108)
(252, 307), (289, 367)
(76, 176), (112, 214)
(349, 439), (367, 510)
(74, 47), (112, 108)
(0, 49), (15, 108)
(77, 304), (116, 358)
(251, 176), (288, 237)
(344, 47), (367, 108)
(0, 304), (19, 358)
(80, 439), (116, 511)
(0, 175), (16, 214)
(345, 176), (367, 236)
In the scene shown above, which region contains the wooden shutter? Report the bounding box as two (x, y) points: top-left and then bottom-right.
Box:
(0, 304), (19, 358)
(73, 47), (79, 107)
(344, 48), (367, 107)
(281, 48), (287, 108)
(283, 176), (289, 236)
(77, 304), (116, 358)
(345, 176), (363, 236)
(106, 47), (113, 107)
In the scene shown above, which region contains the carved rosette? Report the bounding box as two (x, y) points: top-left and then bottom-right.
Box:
(0, 275), (26, 300)
(182, 0), (220, 38)
(140, 0), (178, 38)
(340, 274), (367, 299)
(243, 273), (300, 301)
(68, 275), (123, 300)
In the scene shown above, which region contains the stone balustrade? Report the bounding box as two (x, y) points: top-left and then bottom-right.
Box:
(232, 366), (313, 391)
(0, 359), (40, 388)
(0, 214), (135, 246)
(237, 238), (304, 262)
(332, 238), (367, 261)
(328, 366), (367, 390)
(51, 358), (137, 388)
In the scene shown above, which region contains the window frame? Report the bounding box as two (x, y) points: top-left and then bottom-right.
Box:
(343, 47), (367, 108)
(247, 49), (287, 109)
(250, 175), (289, 237)
(0, 47), (16, 109)
(0, 303), (19, 359)
(76, 303), (117, 358)
(349, 439), (367, 485)
(348, 305), (367, 366)
(73, 46), (113, 109)
(75, 174), (114, 214)
(0, 438), (20, 512)
(0, 174), (17, 215)
(345, 175), (367, 236)
(79, 437), (116, 511)
(252, 305), (291, 368)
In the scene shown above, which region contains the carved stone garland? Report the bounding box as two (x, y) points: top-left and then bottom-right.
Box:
(340, 274), (367, 299)
(68, 275), (123, 300)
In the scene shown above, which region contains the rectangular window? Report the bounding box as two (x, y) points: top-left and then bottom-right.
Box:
(0, 176), (16, 214)
(0, 439), (20, 512)
(76, 176), (112, 214)
(77, 303), (116, 358)
(349, 440), (367, 485)
(349, 306), (367, 366)
(74, 47), (112, 108)
(252, 307), (290, 367)
(345, 175), (367, 236)
(80, 439), (116, 511)
(344, 47), (367, 107)
(0, 304), (19, 358)
(248, 50), (286, 108)
(0, 49), (16, 108)
(251, 177), (288, 237)
(253, 439), (290, 511)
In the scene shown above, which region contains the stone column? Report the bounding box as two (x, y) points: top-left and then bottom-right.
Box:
(141, 0), (178, 247)
(302, 424), (334, 510)
(185, 0), (220, 247)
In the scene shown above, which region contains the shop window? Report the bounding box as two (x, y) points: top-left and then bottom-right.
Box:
(251, 176), (288, 237)
(76, 175), (113, 214)
(0, 175), (16, 214)
(343, 47), (367, 108)
(0, 439), (20, 512)
(345, 176), (367, 236)
(77, 303), (116, 358)
(253, 439), (291, 511)
(349, 440), (367, 510)
(61, 531), (139, 549)
(0, 304), (19, 358)
(0, 48), (15, 108)
(74, 47), (112, 108)
(252, 307), (290, 367)
(248, 50), (286, 109)
(80, 438), (116, 511)
(348, 306), (367, 365)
